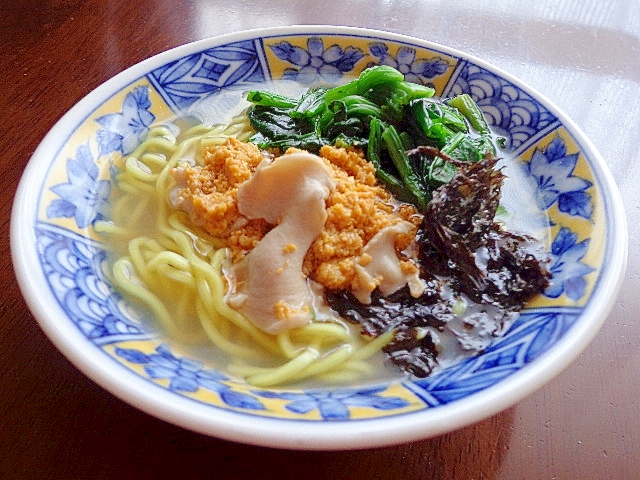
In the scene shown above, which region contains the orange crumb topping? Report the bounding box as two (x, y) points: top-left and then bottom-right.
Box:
(282, 243), (298, 254)
(172, 139), (421, 291)
(303, 145), (419, 290)
(171, 138), (270, 260)
(274, 300), (309, 320)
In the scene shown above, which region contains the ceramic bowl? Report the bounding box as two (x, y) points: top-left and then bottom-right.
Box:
(11, 26), (627, 450)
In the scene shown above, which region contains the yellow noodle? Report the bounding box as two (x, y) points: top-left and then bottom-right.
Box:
(146, 251), (191, 274)
(109, 194), (145, 225)
(349, 328), (397, 361)
(137, 152), (171, 171)
(154, 263), (195, 287)
(276, 332), (305, 360)
(285, 344), (355, 384)
(124, 156), (159, 182)
(94, 220), (128, 241)
(197, 299), (261, 358)
(199, 136), (234, 149)
(245, 349), (320, 387)
(182, 123), (224, 139)
(115, 176), (156, 195)
(288, 322), (352, 344)
(123, 196), (154, 228)
(112, 258), (176, 337)
(316, 361), (377, 383)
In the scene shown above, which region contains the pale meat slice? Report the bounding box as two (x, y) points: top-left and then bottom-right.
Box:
(230, 151), (335, 334)
(352, 221), (425, 304)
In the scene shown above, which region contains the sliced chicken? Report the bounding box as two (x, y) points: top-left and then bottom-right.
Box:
(231, 151), (335, 334)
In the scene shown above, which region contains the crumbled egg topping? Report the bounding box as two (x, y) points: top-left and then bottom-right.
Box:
(171, 138), (424, 332)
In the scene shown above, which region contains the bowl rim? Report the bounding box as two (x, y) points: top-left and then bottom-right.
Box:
(10, 25), (628, 450)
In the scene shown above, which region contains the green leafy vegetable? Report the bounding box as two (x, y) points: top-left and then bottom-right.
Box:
(381, 124), (428, 210)
(245, 65), (498, 209)
(246, 90), (298, 109)
(446, 93), (490, 134)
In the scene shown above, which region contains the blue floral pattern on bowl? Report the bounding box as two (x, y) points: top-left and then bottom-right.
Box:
(270, 37), (366, 84)
(116, 344), (266, 410)
(47, 144), (110, 228)
(37, 225), (145, 344)
(545, 228), (594, 301)
(29, 30), (614, 425)
(368, 43), (449, 85)
(410, 308), (581, 405)
(96, 86), (156, 156)
(527, 136), (593, 219)
(254, 387), (410, 420)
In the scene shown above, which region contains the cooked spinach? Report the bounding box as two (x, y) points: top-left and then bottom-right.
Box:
(246, 65), (498, 208)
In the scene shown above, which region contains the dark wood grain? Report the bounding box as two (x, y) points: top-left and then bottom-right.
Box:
(1, 1), (638, 478)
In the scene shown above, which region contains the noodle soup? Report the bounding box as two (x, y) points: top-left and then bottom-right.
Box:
(96, 73), (550, 388)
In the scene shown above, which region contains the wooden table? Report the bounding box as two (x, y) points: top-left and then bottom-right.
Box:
(2, 0), (638, 478)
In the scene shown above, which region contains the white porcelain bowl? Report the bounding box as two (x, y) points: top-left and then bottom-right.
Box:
(11, 26), (627, 450)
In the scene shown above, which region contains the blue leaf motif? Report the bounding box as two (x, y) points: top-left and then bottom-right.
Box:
(113, 344), (265, 410)
(47, 199), (76, 219)
(419, 58), (449, 78)
(148, 352), (180, 370)
(95, 86), (155, 156)
(47, 143), (110, 228)
(115, 347), (149, 364)
(256, 391), (305, 401)
(369, 43), (390, 59)
(316, 398), (350, 420)
(254, 388), (409, 420)
(346, 394), (409, 410)
(95, 130), (123, 157)
(197, 369), (231, 385)
(545, 136), (567, 160)
(145, 364), (178, 379)
(285, 398), (320, 415)
(271, 41), (309, 66)
(69, 142), (99, 180)
(332, 47), (366, 72)
(527, 136), (593, 219)
(368, 42), (448, 85)
(558, 191), (593, 218)
(131, 86), (152, 110)
(220, 390), (266, 410)
(168, 375), (199, 393)
(545, 227), (594, 300)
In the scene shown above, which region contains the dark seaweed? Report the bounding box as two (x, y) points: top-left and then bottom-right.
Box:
(325, 154), (551, 378)
(418, 155), (551, 308)
(326, 280), (450, 377)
